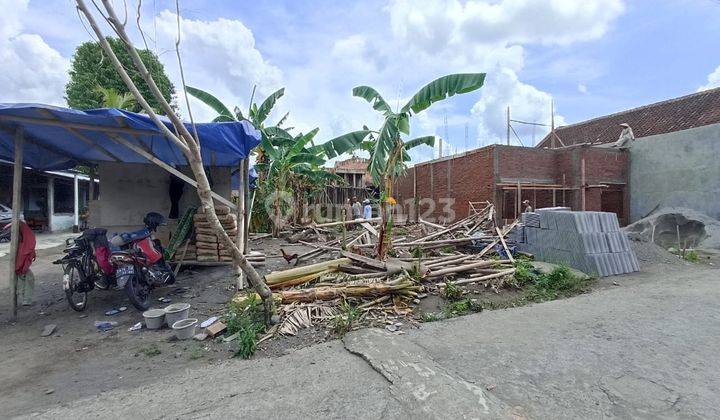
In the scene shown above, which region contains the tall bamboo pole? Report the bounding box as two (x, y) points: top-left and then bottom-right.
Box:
(9, 127), (24, 319)
(76, 0), (275, 320)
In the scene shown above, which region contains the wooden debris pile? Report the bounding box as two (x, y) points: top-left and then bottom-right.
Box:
(235, 202), (524, 337)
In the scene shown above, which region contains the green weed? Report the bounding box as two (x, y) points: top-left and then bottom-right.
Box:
(525, 265), (589, 302)
(421, 312), (441, 322)
(188, 343), (205, 360)
(138, 343), (161, 357)
(442, 298), (482, 318)
(442, 281), (463, 301)
(683, 250), (699, 263)
(225, 295), (265, 359)
(332, 300), (361, 336)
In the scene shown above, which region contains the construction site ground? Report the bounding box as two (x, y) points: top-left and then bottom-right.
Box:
(1, 236), (719, 418)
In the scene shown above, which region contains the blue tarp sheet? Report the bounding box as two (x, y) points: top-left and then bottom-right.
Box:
(232, 166), (259, 191)
(0, 104), (260, 170)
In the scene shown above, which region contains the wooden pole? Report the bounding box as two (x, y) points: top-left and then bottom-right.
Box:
(506, 106), (511, 146)
(242, 158), (250, 255)
(46, 176), (54, 232)
(581, 158), (586, 211)
(550, 100), (556, 149)
(73, 173), (80, 232)
(235, 159), (246, 290)
(9, 127), (24, 319)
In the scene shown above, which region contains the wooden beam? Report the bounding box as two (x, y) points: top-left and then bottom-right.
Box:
(0, 114), (160, 137)
(65, 127), (124, 162)
(104, 133), (236, 210)
(9, 127), (24, 319)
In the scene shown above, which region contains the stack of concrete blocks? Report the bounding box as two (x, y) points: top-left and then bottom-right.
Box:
(514, 209), (639, 277)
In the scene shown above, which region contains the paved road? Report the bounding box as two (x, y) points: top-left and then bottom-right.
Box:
(27, 263), (720, 419)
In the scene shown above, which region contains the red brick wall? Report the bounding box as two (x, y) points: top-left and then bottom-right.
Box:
(394, 147), (495, 223)
(496, 146), (558, 183)
(394, 145), (630, 224)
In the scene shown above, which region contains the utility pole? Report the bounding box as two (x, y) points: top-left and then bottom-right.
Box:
(506, 106), (511, 145)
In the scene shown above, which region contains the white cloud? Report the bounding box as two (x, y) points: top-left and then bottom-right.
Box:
(386, 0), (623, 153)
(578, 83), (588, 93)
(153, 11), (284, 122)
(698, 65), (720, 92)
(0, 0), (68, 105)
(472, 69), (566, 146)
(389, 0), (625, 50)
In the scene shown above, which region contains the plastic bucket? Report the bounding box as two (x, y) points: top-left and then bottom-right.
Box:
(172, 318), (198, 340)
(164, 303), (191, 326)
(143, 308), (166, 329)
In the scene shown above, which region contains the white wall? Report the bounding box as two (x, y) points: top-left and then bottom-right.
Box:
(51, 213), (75, 231)
(90, 162), (232, 233)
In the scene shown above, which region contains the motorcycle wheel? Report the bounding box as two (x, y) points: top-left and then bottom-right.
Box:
(64, 261), (88, 312)
(125, 273), (151, 311)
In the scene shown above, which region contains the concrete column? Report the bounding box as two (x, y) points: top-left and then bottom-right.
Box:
(47, 176), (54, 232)
(73, 174), (79, 232)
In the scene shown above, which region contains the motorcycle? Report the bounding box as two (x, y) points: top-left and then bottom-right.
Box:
(53, 212), (175, 311)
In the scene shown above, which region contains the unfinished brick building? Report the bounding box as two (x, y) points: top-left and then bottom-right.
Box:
(393, 144), (629, 226)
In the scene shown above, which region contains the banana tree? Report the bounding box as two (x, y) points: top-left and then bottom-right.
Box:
(186, 86), (290, 175)
(328, 73), (486, 258)
(94, 86), (136, 109)
(256, 129), (326, 236)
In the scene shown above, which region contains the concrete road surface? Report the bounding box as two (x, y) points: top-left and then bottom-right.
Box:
(25, 263), (720, 419)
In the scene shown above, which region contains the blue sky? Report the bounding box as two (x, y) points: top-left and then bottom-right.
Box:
(3, 0), (720, 163)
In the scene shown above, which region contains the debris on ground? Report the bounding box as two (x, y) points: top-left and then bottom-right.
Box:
(94, 321), (117, 332)
(40, 324), (56, 337)
(234, 202), (521, 340)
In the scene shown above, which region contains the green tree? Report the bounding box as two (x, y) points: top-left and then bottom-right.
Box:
(65, 38), (175, 114)
(328, 73), (487, 258)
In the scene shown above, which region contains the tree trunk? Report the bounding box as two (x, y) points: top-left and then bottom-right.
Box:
(76, 0), (276, 322)
(273, 188), (282, 237)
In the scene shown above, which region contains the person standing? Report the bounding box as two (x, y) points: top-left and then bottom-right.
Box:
(363, 199), (373, 220)
(15, 221), (36, 306)
(352, 196), (362, 219)
(522, 200), (533, 213)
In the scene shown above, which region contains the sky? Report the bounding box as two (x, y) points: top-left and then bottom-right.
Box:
(2, 0), (720, 164)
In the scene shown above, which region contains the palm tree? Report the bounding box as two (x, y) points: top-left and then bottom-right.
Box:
(328, 73), (486, 258)
(94, 86), (136, 109)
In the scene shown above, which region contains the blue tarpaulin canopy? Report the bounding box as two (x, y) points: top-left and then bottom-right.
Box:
(0, 103), (260, 170)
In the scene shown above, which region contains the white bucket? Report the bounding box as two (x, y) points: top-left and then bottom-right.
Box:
(143, 309), (166, 330)
(164, 303), (191, 327)
(172, 318), (198, 340)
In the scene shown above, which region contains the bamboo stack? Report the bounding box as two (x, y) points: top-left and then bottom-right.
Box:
(193, 205), (238, 262)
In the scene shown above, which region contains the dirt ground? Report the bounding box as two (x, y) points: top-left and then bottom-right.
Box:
(0, 236), (319, 417)
(1, 231), (716, 418)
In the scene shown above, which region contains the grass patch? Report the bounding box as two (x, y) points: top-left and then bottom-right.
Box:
(188, 343), (205, 360)
(523, 264), (591, 303)
(442, 298), (482, 318)
(138, 343), (161, 357)
(225, 294), (266, 359)
(683, 250), (699, 263)
(332, 300), (361, 336)
(421, 312), (441, 322)
(442, 281), (463, 301)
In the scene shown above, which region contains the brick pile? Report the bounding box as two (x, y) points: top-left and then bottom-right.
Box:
(514, 209), (639, 277)
(192, 206), (238, 262)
